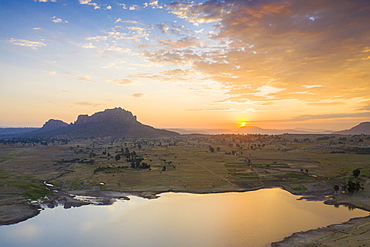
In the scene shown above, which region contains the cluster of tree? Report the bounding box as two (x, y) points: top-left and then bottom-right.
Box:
(0, 137), (69, 145)
(93, 166), (128, 174)
(78, 159), (95, 165)
(119, 148), (150, 170)
(334, 169), (364, 194)
(343, 180), (364, 193)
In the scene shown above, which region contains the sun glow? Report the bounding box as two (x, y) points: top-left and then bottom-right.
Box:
(240, 122), (247, 127)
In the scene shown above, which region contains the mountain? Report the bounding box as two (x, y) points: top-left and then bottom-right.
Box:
(40, 119), (69, 132)
(25, 119), (69, 136)
(27, 107), (179, 138)
(333, 122), (370, 135)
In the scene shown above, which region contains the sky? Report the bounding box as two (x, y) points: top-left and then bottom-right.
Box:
(0, 0), (369, 131)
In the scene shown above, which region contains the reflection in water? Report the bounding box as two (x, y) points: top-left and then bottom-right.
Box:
(0, 188), (368, 247)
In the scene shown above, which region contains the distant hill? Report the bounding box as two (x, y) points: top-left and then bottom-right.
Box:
(166, 126), (333, 135)
(234, 126), (332, 135)
(166, 128), (230, 135)
(333, 122), (370, 135)
(26, 107), (179, 138)
(0, 128), (39, 138)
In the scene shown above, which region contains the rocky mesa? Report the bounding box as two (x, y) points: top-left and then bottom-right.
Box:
(27, 107), (179, 138)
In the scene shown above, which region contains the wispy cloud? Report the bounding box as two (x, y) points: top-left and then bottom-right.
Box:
(9, 38), (46, 49)
(357, 100), (370, 111)
(74, 102), (104, 107)
(132, 93), (144, 97)
(34, 0), (56, 2)
(114, 79), (133, 85)
(291, 112), (370, 121)
(80, 42), (96, 49)
(64, 72), (95, 83)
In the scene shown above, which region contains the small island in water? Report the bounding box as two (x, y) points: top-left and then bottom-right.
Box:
(1, 108), (370, 246)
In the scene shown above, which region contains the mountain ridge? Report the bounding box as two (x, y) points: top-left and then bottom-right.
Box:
(25, 107), (179, 138)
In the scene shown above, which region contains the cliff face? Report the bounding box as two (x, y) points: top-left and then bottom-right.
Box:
(27, 107), (179, 138)
(74, 108), (137, 125)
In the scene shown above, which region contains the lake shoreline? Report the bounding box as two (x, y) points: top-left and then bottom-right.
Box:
(2, 184), (369, 247)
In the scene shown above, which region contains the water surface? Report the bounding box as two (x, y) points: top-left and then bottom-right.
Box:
(0, 188), (368, 247)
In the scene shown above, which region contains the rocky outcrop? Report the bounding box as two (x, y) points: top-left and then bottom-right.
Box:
(74, 108), (137, 125)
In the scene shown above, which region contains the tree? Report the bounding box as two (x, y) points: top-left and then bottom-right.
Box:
(353, 169), (361, 178)
(334, 185), (339, 194)
(115, 154), (121, 162)
(346, 180), (363, 193)
(209, 145), (214, 153)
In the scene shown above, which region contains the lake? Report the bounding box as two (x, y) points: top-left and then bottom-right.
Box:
(0, 188), (368, 247)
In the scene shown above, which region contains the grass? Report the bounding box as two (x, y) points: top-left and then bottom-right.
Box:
(292, 185), (307, 191)
(287, 173), (311, 179)
(5, 178), (53, 201)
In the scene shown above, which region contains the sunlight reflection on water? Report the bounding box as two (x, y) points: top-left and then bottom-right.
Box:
(0, 188), (368, 247)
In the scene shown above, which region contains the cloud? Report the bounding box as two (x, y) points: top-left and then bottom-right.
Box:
(117, 3), (127, 9)
(9, 38), (46, 49)
(51, 16), (68, 23)
(86, 35), (108, 41)
(132, 93), (144, 97)
(35, 0), (56, 2)
(129, 5), (140, 11)
(79, 0), (100, 9)
(74, 102), (104, 107)
(141, 0), (370, 111)
(33, 27), (42, 30)
(187, 107), (234, 112)
(251, 86), (285, 97)
(76, 75), (95, 82)
(64, 72), (95, 82)
(114, 79), (133, 85)
(157, 23), (169, 34)
(357, 100), (370, 111)
(161, 69), (188, 76)
(81, 42), (96, 49)
(106, 46), (131, 53)
(304, 85), (323, 89)
(121, 20), (139, 24)
(291, 112), (370, 121)
(167, 1), (231, 24)
(159, 37), (200, 49)
(45, 71), (57, 75)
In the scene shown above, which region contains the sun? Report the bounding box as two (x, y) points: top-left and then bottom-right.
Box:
(240, 122), (247, 127)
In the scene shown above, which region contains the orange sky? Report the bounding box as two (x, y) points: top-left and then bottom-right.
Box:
(1, 0), (369, 131)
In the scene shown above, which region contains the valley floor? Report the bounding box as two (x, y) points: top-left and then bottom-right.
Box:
(1, 134), (369, 246)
